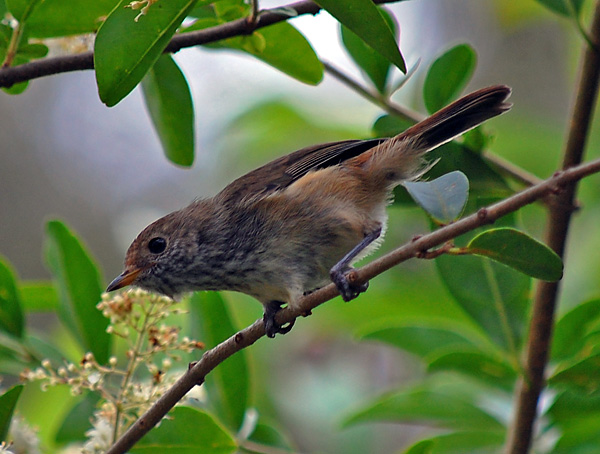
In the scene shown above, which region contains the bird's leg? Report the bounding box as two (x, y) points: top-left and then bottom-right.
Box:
(330, 226), (382, 302)
(263, 301), (295, 338)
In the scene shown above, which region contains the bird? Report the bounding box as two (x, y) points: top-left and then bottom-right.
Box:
(107, 85), (512, 338)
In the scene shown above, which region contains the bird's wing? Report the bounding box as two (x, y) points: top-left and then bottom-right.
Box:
(216, 138), (385, 204)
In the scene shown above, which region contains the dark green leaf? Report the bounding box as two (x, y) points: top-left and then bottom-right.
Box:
(361, 323), (476, 359)
(25, 0), (117, 38)
(6, 0), (42, 22)
(548, 391), (600, 454)
(341, 7), (397, 93)
(44, 220), (110, 363)
(189, 292), (249, 430)
(0, 258), (24, 338)
(95, 0), (197, 106)
(130, 406), (237, 454)
(250, 420), (294, 452)
(552, 416), (600, 454)
(534, 0), (585, 17)
(466, 228), (563, 281)
(436, 252), (530, 352)
(141, 54), (195, 167)
(343, 387), (503, 431)
(55, 393), (99, 444)
(553, 299), (600, 361)
(372, 114), (413, 137)
(19, 281), (59, 312)
(0, 385), (23, 440)
(314, 0), (405, 72)
(404, 431), (505, 454)
(427, 348), (517, 390)
(209, 22), (323, 85)
(404, 171), (469, 223)
(424, 44), (477, 114)
(550, 352), (600, 394)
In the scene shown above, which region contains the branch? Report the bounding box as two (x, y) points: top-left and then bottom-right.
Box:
(505, 2), (600, 453)
(0, 0), (399, 88)
(106, 157), (600, 454)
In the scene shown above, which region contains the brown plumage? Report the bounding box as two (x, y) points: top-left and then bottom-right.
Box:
(107, 85), (512, 337)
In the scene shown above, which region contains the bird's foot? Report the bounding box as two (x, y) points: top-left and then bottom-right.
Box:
(330, 266), (369, 302)
(263, 301), (295, 338)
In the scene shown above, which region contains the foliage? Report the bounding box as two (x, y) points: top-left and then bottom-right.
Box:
(0, 0), (598, 453)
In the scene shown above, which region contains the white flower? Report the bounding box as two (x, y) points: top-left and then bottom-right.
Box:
(7, 416), (40, 454)
(82, 416), (113, 454)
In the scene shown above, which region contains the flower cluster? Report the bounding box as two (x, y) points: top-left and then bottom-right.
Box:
(22, 289), (205, 447)
(126, 0), (158, 22)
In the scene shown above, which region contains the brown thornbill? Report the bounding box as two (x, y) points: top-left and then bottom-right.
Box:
(107, 85), (512, 338)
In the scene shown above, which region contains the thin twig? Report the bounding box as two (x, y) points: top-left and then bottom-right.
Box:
(504, 2), (600, 453)
(105, 157), (600, 454)
(323, 60), (421, 121)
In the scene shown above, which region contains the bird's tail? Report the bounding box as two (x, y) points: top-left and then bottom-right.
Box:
(355, 85), (512, 185)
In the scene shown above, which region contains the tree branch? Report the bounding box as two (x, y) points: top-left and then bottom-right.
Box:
(106, 157), (600, 454)
(0, 0), (398, 88)
(505, 2), (600, 453)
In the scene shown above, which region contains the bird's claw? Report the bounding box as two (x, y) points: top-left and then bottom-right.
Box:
(330, 267), (369, 302)
(263, 301), (295, 338)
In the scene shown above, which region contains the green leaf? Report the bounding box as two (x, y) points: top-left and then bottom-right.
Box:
(24, 0), (118, 38)
(55, 393), (99, 444)
(209, 22), (323, 85)
(250, 419), (294, 452)
(553, 299), (600, 361)
(5, 0), (42, 22)
(466, 228), (563, 281)
(0, 258), (24, 338)
(343, 387), (504, 431)
(436, 252), (530, 352)
(372, 114), (413, 137)
(130, 406), (237, 454)
(19, 281), (59, 312)
(427, 348), (517, 390)
(535, 0), (585, 17)
(189, 292), (249, 430)
(44, 220), (111, 363)
(314, 0), (405, 72)
(141, 54), (195, 167)
(424, 44), (477, 114)
(341, 6), (397, 93)
(404, 171), (469, 223)
(360, 322), (477, 359)
(549, 352), (600, 394)
(95, 0), (197, 106)
(404, 431), (505, 454)
(0, 385), (23, 440)
(548, 390), (600, 450)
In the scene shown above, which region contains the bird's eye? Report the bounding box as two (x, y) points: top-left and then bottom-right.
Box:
(148, 237), (167, 254)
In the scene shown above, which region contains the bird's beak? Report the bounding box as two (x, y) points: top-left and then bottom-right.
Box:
(106, 268), (142, 292)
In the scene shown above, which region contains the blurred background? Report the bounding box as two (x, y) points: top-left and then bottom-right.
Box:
(2, 0), (600, 452)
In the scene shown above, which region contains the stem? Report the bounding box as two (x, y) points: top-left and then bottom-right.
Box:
(112, 301), (156, 443)
(1, 22), (24, 68)
(505, 2), (600, 453)
(323, 60), (422, 122)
